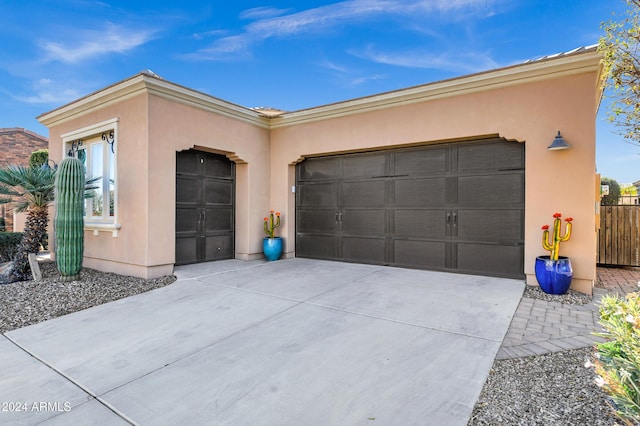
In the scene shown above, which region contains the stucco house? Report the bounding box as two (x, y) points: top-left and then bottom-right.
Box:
(38, 45), (603, 294)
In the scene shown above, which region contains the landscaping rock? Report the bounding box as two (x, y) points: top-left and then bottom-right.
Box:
(0, 260), (176, 333)
(0, 261), (16, 285)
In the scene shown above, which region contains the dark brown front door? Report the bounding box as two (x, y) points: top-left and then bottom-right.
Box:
(295, 138), (524, 278)
(175, 150), (234, 265)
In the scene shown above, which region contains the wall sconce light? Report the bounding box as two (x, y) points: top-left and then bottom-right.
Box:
(547, 131), (571, 151)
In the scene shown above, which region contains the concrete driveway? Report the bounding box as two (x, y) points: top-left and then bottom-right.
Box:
(1, 258), (524, 425)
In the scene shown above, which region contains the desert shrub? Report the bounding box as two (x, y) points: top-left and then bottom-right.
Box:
(0, 232), (23, 263)
(592, 291), (640, 424)
(29, 149), (49, 169)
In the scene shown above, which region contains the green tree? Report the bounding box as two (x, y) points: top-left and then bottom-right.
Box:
(29, 149), (49, 169)
(0, 165), (56, 281)
(601, 176), (622, 205)
(599, 0), (640, 145)
(621, 183), (638, 195)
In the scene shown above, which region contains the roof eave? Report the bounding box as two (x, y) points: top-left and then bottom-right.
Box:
(37, 73), (270, 129)
(37, 47), (603, 131)
(271, 47), (603, 128)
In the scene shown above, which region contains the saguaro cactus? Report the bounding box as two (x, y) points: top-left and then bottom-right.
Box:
(263, 210), (281, 238)
(54, 158), (85, 281)
(541, 212), (573, 261)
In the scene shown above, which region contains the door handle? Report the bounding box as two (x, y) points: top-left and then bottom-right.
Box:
(336, 211), (339, 223)
(338, 212), (343, 223)
(453, 212), (457, 226)
(446, 212), (451, 225)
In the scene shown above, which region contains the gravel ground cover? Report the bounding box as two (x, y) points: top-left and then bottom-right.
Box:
(0, 260), (176, 333)
(523, 285), (594, 305)
(469, 347), (618, 425)
(469, 285), (619, 425)
(0, 260), (621, 424)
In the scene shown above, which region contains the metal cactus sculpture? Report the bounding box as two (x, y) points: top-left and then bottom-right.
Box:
(263, 210), (281, 238)
(541, 212), (573, 261)
(54, 158), (85, 281)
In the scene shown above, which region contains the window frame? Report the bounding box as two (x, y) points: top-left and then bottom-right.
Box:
(61, 118), (121, 236)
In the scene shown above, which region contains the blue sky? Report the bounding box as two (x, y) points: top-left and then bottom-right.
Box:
(0, 0), (638, 183)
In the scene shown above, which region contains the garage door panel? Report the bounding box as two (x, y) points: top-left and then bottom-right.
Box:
(204, 180), (233, 205)
(204, 155), (233, 178)
(394, 210), (446, 239)
(394, 178), (446, 207)
(298, 157), (339, 181)
(203, 208), (233, 232)
(176, 176), (200, 204)
(342, 181), (386, 206)
(175, 238), (198, 265)
(176, 151), (199, 175)
(298, 183), (339, 207)
(457, 243), (523, 277)
(457, 209), (523, 242)
(297, 235), (338, 258)
(176, 207), (198, 234)
(298, 210), (338, 234)
(393, 240), (446, 269)
(342, 237), (385, 263)
(394, 148), (447, 176)
(176, 150), (235, 266)
(204, 235), (233, 261)
(341, 209), (386, 236)
(457, 142), (523, 173)
(457, 174), (524, 207)
(342, 154), (386, 178)
(296, 139), (524, 278)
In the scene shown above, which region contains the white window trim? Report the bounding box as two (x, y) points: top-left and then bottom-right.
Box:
(61, 118), (121, 237)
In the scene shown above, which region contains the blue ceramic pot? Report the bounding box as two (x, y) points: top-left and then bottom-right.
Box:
(263, 237), (283, 261)
(535, 255), (572, 295)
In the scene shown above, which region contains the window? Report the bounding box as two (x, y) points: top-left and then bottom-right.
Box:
(61, 118), (120, 236)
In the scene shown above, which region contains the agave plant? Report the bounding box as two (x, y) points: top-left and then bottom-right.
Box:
(0, 165), (56, 281)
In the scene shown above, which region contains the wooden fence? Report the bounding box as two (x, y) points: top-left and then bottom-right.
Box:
(598, 205), (640, 266)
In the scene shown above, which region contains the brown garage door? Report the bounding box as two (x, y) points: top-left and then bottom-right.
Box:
(175, 150), (235, 265)
(295, 138), (524, 278)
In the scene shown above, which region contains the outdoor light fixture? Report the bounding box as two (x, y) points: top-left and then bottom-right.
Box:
(547, 131), (571, 151)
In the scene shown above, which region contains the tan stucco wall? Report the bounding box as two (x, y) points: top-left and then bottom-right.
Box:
(47, 92), (271, 278)
(47, 94), (155, 277)
(270, 71), (598, 293)
(40, 51), (601, 293)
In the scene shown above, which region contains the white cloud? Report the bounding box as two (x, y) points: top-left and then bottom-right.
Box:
(39, 22), (157, 64)
(414, 0), (496, 13)
(192, 29), (227, 41)
(13, 78), (84, 104)
(350, 45), (500, 73)
(316, 59), (388, 87)
(183, 35), (253, 61)
(347, 73), (387, 86)
(317, 59), (351, 74)
(185, 0), (498, 61)
(239, 7), (291, 20)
